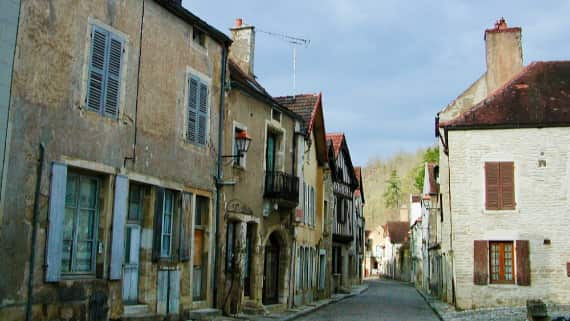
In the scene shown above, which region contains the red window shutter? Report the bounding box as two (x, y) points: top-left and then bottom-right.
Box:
(516, 240), (531, 286)
(500, 162), (515, 209)
(485, 163), (500, 210)
(473, 240), (488, 285)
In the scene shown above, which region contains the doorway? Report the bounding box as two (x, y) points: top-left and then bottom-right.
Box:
(263, 233), (280, 305)
(123, 184), (144, 304)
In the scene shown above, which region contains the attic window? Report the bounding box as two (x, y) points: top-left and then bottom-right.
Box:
(272, 109), (282, 123)
(193, 27), (206, 47)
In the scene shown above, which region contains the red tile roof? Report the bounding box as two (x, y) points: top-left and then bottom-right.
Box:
(274, 94), (320, 134)
(440, 61), (570, 129)
(326, 132), (344, 156)
(385, 221), (410, 244)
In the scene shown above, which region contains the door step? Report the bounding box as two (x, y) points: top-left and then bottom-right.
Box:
(263, 303), (287, 314)
(123, 304), (150, 316)
(186, 308), (222, 320)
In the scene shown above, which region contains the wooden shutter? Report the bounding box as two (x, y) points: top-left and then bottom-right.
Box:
(152, 187), (164, 262)
(110, 175), (129, 280)
(87, 27), (108, 112)
(193, 229), (204, 266)
(500, 162), (515, 209)
(104, 34), (124, 117)
(516, 240), (531, 286)
(485, 162), (500, 210)
(473, 240), (488, 285)
(179, 193), (192, 262)
(45, 162), (67, 282)
(187, 77), (199, 143)
(197, 82), (208, 145)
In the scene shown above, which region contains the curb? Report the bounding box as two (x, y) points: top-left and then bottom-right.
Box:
(415, 288), (445, 321)
(281, 285), (369, 321)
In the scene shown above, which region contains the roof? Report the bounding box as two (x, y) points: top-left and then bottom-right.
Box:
(426, 163), (438, 195)
(354, 166), (365, 203)
(274, 94), (319, 133)
(385, 221), (410, 244)
(229, 60), (301, 120)
(326, 132), (344, 156)
(440, 61), (570, 130)
(154, 0), (232, 46)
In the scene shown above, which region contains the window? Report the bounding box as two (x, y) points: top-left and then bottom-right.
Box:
(272, 109), (282, 122)
(160, 190), (175, 258)
(318, 251), (326, 290)
(485, 162), (515, 210)
(187, 75), (209, 145)
(62, 174), (100, 274)
(489, 241), (514, 284)
(193, 27), (206, 47)
(336, 197), (343, 223)
(86, 25), (124, 118)
(193, 196), (209, 300)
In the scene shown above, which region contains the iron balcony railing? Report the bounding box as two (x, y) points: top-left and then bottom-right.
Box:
(264, 171), (299, 204)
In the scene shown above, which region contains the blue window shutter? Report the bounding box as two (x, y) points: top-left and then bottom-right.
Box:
(157, 269), (168, 314)
(86, 26), (108, 112)
(110, 175), (129, 280)
(197, 82), (208, 145)
(104, 34), (124, 117)
(45, 162), (67, 282)
(187, 77), (199, 143)
(152, 187), (164, 261)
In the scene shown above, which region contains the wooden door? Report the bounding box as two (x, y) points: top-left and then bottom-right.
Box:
(123, 224), (141, 304)
(263, 237), (279, 304)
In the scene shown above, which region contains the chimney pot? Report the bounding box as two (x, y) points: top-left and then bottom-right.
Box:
(235, 18), (243, 27)
(495, 17), (508, 30)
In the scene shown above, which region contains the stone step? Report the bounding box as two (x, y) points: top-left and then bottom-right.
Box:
(186, 308), (222, 320)
(123, 304), (150, 316)
(264, 303), (287, 314)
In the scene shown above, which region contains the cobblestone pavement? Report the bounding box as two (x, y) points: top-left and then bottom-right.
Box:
(295, 279), (440, 321)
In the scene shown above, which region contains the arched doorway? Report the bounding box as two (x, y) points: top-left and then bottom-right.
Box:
(263, 233), (280, 304)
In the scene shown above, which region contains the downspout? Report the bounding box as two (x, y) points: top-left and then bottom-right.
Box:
(25, 143), (44, 321)
(213, 45), (228, 307)
(446, 135), (456, 306)
(123, 0), (145, 167)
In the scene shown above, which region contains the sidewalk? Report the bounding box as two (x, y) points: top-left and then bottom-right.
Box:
(416, 288), (570, 321)
(208, 284), (368, 321)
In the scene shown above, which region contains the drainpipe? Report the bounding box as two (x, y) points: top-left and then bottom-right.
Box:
(213, 45), (228, 307)
(26, 143), (44, 321)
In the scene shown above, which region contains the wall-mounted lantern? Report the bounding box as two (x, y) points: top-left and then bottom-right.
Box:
(223, 130), (252, 159)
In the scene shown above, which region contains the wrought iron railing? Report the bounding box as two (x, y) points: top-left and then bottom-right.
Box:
(264, 171), (299, 204)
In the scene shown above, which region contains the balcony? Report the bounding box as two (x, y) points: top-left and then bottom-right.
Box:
(264, 171), (299, 207)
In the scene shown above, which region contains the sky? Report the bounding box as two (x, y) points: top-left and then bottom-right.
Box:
(183, 0), (570, 165)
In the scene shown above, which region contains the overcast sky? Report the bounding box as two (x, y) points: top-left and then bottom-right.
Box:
(183, 0), (570, 165)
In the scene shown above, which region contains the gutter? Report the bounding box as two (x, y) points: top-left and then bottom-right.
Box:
(213, 45), (229, 307)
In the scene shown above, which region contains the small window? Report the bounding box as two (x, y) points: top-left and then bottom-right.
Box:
(272, 109), (282, 122)
(62, 174), (100, 274)
(489, 241), (515, 284)
(187, 75), (209, 145)
(193, 27), (206, 47)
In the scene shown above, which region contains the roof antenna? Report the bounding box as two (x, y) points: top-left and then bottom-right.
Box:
(257, 29), (310, 97)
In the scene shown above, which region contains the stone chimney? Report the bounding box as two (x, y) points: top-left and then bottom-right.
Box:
(229, 18), (255, 76)
(484, 18), (523, 91)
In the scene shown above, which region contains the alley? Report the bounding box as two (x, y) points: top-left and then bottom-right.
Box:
(296, 279), (439, 321)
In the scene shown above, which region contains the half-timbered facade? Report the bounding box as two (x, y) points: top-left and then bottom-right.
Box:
(326, 133), (359, 292)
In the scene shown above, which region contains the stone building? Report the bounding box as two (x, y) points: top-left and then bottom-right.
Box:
(381, 221), (410, 281)
(216, 20), (302, 315)
(0, 1), (232, 320)
(326, 133), (360, 292)
(364, 226), (384, 278)
(436, 18), (570, 309)
(275, 93), (332, 306)
(409, 195), (423, 287)
(354, 167), (366, 284)
(420, 163), (441, 297)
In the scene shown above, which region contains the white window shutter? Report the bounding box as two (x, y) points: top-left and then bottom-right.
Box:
(110, 175), (129, 280)
(45, 162), (67, 282)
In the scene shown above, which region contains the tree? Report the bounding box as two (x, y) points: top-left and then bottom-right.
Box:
(413, 146), (439, 192)
(383, 170), (401, 209)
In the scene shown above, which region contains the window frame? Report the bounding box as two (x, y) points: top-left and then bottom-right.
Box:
(185, 70), (211, 146)
(489, 241), (515, 284)
(192, 26), (206, 48)
(62, 173), (101, 276)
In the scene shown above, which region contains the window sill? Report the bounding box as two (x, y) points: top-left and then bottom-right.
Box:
(61, 273), (97, 281)
(483, 209), (519, 215)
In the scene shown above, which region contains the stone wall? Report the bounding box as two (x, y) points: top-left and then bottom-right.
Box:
(448, 127), (570, 309)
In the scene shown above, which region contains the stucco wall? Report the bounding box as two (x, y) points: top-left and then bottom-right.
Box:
(448, 127), (570, 309)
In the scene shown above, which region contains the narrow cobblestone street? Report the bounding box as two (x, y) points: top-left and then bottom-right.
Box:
(296, 279), (439, 321)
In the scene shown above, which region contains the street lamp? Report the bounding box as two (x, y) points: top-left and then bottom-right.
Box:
(222, 130), (252, 159)
(421, 195), (432, 210)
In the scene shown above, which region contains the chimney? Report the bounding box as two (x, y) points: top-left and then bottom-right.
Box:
(229, 18), (255, 76)
(484, 18), (523, 91)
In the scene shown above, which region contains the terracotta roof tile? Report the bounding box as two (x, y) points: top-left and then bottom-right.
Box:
(326, 132), (344, 156)
(385, 221), (410, 244)
(441, 61), (570, 129)
(274, 94), (319, 133)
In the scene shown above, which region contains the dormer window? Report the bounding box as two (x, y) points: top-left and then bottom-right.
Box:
(193, 27), (206, 47)
(272, 109), (282, 123)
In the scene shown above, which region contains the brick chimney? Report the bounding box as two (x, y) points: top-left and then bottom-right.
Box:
(229, 18), (255, 76)
(484, 18), (523, 91)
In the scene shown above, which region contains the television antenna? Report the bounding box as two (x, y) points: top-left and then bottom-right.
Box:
(257, 29), (310, 93)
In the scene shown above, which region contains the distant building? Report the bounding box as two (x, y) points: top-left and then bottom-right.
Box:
(382, 221), (410, 281)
